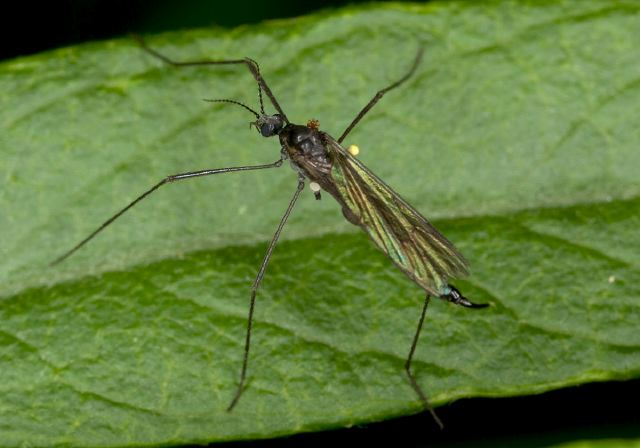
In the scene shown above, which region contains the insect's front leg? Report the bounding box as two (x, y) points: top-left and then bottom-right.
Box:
(132, 34), (288, 121)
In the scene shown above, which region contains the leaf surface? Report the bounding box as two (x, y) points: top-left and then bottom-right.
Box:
(1, 1), (639, 445)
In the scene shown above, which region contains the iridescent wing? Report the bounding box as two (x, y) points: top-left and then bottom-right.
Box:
(324, 134), (469, 297)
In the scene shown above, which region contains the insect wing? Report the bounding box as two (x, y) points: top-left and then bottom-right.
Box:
(326, 135), (469, 296)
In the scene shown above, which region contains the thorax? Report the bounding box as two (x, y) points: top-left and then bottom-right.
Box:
(278, 123), (333, 180)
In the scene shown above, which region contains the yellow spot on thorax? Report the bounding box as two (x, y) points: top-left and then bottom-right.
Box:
(347, 144), (360, 156)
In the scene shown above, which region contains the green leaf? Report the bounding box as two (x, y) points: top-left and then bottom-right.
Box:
(1, 0), (639, 445)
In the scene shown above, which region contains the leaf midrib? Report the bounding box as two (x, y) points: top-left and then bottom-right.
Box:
(3, 193), (638, 308)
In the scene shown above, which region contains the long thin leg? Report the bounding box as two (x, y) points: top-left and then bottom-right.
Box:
(50, 158), (284, 266)
(337, 46), (424, 144)
(405, 294), (444, 429)
(227, 178), (305, 411)
(132, 34), (288, 122)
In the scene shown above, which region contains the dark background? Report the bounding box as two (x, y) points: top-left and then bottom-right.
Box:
(1, 0), (383, 60)
(3, 1), (638, 446)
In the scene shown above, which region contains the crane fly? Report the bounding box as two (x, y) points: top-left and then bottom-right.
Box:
(51, 35), (488, 428)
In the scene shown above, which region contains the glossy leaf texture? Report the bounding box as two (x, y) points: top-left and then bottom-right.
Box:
(1, 1), (639, 445)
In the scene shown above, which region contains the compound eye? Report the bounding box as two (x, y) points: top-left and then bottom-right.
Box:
(260, 122), (275, 137)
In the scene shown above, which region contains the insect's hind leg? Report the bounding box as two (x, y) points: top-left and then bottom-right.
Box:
(337, 45), (424, 144)
(405, 295), (444, 429)
(131, 34), (288, 121)
(405, 287), (487, 428)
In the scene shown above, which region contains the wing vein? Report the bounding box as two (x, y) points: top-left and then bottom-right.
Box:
(324, 134), (469, 295)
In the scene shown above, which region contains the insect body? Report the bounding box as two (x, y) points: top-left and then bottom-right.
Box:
(52, 36), (488, 428)
(281, 124), (470, 300)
